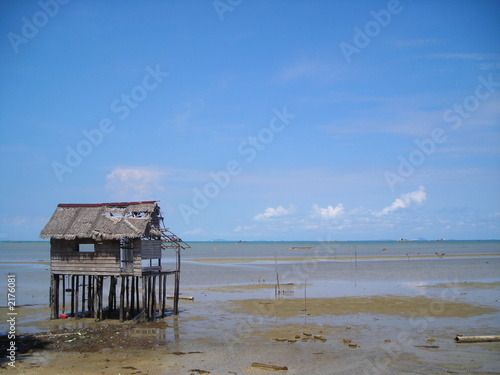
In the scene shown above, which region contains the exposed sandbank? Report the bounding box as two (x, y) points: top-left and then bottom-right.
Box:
(225, 295), (498, 318)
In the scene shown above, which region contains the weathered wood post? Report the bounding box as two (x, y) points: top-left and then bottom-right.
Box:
(50, 274), (59, 319)
(70, 275), (75, 317)
(161, 274), (167, 318)
(75, 275), (80, 319)
(130, 276), (136, 317)
(173, 271), (180, 315)
(81, 276), (86, 315)
(142, 276), (147, 319)
(119, 276), (125, 321)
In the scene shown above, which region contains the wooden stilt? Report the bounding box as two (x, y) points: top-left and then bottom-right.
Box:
(70, 275), (75, 317)
(82, 276), (86, 316)
(136, 277), (140, 313)
(87, 275), (92, 313)
(126, 277), (130, 314)
(119, 276), (125, 321)
(162, 273), (167, 318)
(50, 274), (59, 319)
(56, 275), (60, 318)
(50, 275), (56, 319)
(173, 248), (181, 315)
(152, 275), (157, 320)
(75, 275), (79, 319)
(173, 271), (180, 315)
(108, 276), (114, 313)
(98, 276), (104, 321)
(147, 276), (152, 320)
(62, 276), (66, 314)
(93, 276), (97, 319)
(130, 276), (136, 317)
(142, 276), (147, 319)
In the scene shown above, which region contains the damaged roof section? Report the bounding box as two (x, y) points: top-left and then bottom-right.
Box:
(40, 201), (163, 240)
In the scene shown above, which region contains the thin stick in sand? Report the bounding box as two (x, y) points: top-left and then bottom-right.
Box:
(274, 252), (280, 296)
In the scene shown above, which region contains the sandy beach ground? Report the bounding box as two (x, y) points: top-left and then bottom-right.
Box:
(1, 255), (500, 374)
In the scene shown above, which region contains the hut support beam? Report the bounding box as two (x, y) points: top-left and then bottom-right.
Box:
(119, 276), (125, 321)
(130, 276), (136, 317)
(50, 274), (59, 319)
(81, 276), (86, 316)
(173, 271), (180, 315)
(70, 276), (75, 317)
(75, 275), (79, 319)
(50, 271), (175, 321)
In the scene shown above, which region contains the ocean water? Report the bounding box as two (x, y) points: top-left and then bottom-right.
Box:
(182, 240), (500, 260)
(0, 240), (499, 263)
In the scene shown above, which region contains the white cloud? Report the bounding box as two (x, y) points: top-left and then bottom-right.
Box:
(105, 167), (165, 200)
(234, 225), (256, 232)
(375, 186), (426, 216)
(253, 205), (294, 221)
(312, 203), (345, 219)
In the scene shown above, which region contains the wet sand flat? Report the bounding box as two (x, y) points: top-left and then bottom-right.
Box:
(225, 295), (498, 318)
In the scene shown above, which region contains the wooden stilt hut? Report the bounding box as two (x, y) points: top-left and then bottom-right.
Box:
(40, 201), (189, 321)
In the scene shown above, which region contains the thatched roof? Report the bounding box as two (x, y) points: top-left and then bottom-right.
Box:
(40, 201), (164, 240)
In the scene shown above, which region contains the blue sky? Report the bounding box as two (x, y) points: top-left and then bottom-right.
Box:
(1, 0), (499, 241)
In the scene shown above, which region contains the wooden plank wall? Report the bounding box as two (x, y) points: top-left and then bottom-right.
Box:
(141, 240), (162, 259)
(51, 239), (143, 276)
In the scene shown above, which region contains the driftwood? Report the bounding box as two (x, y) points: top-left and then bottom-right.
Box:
(251, 362), (288, 371)
(167, 295), (194, 301)
(415, 345), (440, 349)
(455, 335), (500, 343)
